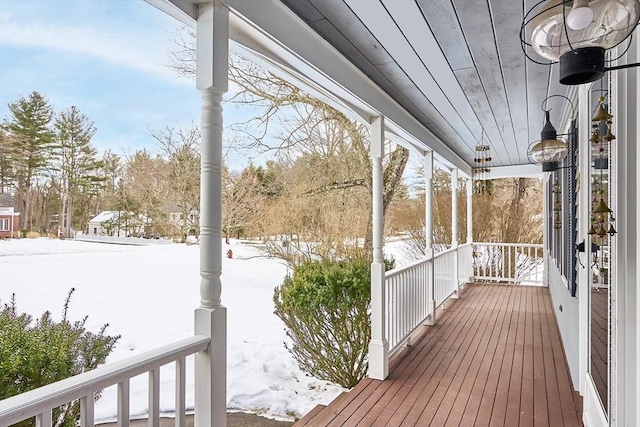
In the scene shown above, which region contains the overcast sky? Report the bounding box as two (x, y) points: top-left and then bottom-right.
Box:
(0, 0), (262, 170)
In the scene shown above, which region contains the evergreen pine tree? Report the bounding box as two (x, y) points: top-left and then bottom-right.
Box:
(4, 91), (55, 228)
(52, 106), (101, 237)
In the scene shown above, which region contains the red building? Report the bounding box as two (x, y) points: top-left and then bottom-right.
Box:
(0, 194), (20, 239)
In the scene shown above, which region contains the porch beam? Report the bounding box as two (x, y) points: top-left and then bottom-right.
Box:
(194, 2), (229, 427)
(368, 115), (388, 380)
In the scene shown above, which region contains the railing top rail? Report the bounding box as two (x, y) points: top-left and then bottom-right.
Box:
(385, 242), (474, 280)
(385, 256), (431, 279)
(433, 245), (459, 259)
(0, 335), (210, 425)
(472, 242), (543, 249)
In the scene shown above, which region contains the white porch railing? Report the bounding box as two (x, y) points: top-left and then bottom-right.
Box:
(384, 242), (542, 357)
(457, 243), (473, 288)
(472, 242), (544, 284)
(384, 243), (473, 355)
(433, 246), (459, 308)
(385, 257), (431, 354)
(0, 336), (210, 427)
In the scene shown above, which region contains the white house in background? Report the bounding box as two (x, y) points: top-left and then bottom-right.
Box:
(169, 210), (199, 233)
(88, 211), (149, 237)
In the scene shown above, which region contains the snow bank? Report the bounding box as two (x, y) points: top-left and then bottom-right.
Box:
(0, 238), (346, 422)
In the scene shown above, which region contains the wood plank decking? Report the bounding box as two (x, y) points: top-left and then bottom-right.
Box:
(295, 284), (582, 427)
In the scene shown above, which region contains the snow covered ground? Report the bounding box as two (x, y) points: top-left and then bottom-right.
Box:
(0, 238), (362, 422)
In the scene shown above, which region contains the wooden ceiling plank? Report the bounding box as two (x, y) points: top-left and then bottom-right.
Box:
(415, 0), (474, 72)
(382, 0), (482, 159)
(416, 0), (509, 166)
(281, 0), (324, 24)
(451, 0), (517, 164)
(489, 0), (531, 163)
(291, 0), (396, 66)
(344, 0), (478, 159)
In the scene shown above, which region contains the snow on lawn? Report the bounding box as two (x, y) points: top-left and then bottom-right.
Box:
(0, 238), (348, 422)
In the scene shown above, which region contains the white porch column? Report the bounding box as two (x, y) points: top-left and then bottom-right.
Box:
(368, 116), (388, 380)
(451, 168), (460, 298)
(424, 151), (434, 259)
(194, 3), (228, 427)
(466, 178), (473, 244)
(424, 151), (436, 326)
(451, 168), (459, 247)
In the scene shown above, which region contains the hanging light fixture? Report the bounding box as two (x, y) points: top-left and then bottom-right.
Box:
(527, 95), (574, 171)
(521, 0), (640, 85)
(528, 111), (570, 171)
(567, 0), (594, 30)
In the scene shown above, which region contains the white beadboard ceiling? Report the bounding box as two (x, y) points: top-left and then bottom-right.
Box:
(278, 0), (574, 168)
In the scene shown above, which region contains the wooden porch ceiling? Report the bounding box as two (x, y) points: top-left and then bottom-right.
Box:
(279, 0), (574, 169)
(295, 284), (582, 427)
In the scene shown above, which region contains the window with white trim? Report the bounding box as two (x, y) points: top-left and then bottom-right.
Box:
(0, 218), (9, 231)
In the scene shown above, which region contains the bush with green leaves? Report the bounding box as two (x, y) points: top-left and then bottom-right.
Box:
(0, 289), (120, 427)
(273, 256), (393, 388)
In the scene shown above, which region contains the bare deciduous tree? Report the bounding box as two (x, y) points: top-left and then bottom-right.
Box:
(222, 166), (265, 243)
(169, 28), (410, 259)
(151, 126), (201, 241)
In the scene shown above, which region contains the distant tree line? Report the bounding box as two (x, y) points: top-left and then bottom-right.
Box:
(0, 92), (203, 239)
(1, 64), (542, 256)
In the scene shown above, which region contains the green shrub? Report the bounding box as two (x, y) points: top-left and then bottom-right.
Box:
(0, 289), (120, 427)
(273, 256), (393, 388)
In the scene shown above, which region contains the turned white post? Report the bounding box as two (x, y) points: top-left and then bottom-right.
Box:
(451, 168), (459, 248)
(424, 151), (436, 326)
(466, 177), (473, 283)
(466, 178), (473, 244)
(451, 168), (460, 298)
(368, 116), (388, 380)
(194, 3), (228, 427)
(424, 151), (434, 259)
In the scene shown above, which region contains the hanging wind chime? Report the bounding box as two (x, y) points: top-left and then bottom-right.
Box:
(588, 81), (617, 276)
(473, 131), (492, 194)
(552, 176), (562, 230)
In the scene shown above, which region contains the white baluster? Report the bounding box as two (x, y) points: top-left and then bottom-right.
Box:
(117, 380), (130, 427)
(36, 410), (52, 427)
(176, 358), (186, 427)
(80, 394), (94, 427)
(148, 368), (160, 427)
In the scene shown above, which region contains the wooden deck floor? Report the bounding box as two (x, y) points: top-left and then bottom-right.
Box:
(295, 284), (582, 427)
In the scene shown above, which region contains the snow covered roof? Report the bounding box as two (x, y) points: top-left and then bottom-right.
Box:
(89, 211), (149, 223)
(0, 193), (16, 209)
(89, 211), (118, 223)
